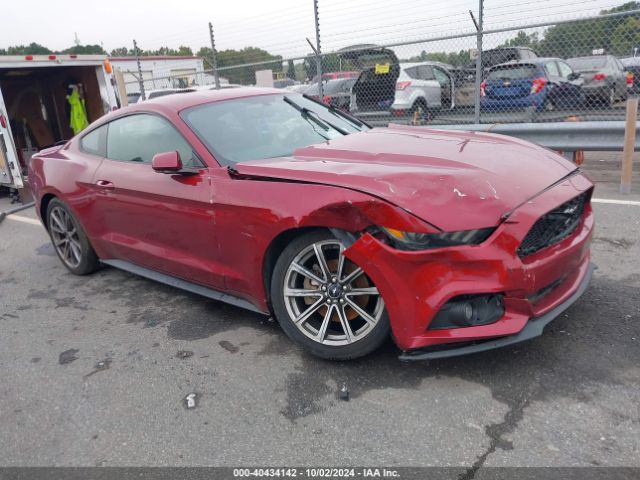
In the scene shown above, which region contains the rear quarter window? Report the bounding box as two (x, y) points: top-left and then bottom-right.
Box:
(80, 125), (107, 157)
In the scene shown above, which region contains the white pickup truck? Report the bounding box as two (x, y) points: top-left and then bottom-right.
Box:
(0, 54), (118, 192)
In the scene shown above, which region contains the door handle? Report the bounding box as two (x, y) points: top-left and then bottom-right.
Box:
(96, 180), (114, 190)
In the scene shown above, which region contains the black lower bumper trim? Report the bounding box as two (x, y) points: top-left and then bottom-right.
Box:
(399, 262), (596, 362)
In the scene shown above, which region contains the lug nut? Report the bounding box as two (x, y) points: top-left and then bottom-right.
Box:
(339, 298), (345, 304)
(332, 276), (337, 283)
(321, 285), (327, 291)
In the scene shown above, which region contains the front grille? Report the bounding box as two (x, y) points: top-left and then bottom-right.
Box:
(517, 191), (588, 258)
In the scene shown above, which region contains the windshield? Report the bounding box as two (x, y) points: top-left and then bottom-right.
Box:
(306, 79), (355, 95)
(181, 93), (366, 166)
(487, 65), (539, 80)
(484, 49), (520, 67)
(567, 56), (607, 71)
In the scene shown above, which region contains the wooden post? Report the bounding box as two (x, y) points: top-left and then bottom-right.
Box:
(114, 69), (128, 108)
(621, 96), (638, 194)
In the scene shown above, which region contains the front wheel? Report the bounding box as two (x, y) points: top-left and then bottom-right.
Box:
(270, 231), (390, 360)
(46, 198), (100, 275)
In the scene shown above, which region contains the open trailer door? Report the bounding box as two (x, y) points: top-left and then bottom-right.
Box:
(0, 87), (23, 188)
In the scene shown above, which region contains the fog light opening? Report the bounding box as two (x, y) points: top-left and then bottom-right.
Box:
(428, 294), (504, 330)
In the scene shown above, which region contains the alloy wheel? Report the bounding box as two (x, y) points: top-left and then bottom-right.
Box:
(282, 239), (384, 346)
(49, 206), (83, 268)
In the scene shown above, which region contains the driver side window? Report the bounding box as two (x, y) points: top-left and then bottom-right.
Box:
(106, 114), (201, 166)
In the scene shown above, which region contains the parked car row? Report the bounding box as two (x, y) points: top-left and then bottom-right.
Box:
(480, 54), (632, 112)
(297, 45), (636, 121)
(129, 45), (637, 119)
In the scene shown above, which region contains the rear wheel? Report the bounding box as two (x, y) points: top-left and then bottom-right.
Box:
(46, 199), (100, 275)
(409, 99), (429, 124)
(270, 230), (390, 360)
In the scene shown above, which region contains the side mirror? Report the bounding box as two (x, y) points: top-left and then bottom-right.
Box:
(568, 72), (580, 81)
(152, 151), (182, 173)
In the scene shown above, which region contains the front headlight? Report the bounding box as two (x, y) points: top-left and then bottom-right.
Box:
(381, 227), (495, 251)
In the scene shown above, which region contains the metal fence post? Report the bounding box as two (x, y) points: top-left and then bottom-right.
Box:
(313, 0), (323, 98)
(133, 39), (146, 101)
(208, 22), (221, 89)
(473, 0), (484, 124)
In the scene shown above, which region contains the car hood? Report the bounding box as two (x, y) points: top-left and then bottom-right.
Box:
(234, 125), (577, 231)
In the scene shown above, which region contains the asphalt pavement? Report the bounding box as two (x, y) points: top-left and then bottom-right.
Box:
(0, 156), (638, 470)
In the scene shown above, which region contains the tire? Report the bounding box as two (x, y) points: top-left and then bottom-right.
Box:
(409, 99), (429, 124)
(606, 87), (616, 108)
(543, 97), (556, 112)
(270, 230), (390, 360)
(46, 198), (100, 275)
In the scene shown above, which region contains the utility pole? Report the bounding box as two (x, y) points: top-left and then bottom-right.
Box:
(313, 0), (323, 98)
(208, 22), (221, 89)
(133, 39), (146, 101)
(473, 0), (484, 124)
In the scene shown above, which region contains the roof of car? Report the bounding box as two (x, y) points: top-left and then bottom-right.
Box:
(489, 58), (562, 68)
(567, 55), (615, 60)
(127, 87), (283, 112)
(400, 61), (452, 69)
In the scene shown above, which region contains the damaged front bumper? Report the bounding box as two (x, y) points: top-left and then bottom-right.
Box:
(341, 172), (595, 358)
(398, 262), (595, 361)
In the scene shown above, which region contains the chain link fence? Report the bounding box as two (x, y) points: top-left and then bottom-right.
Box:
(124, 0), (640, 125)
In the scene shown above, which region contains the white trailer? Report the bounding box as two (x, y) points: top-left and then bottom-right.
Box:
(0, 54), (118, 191)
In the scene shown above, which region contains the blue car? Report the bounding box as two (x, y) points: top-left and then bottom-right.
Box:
(481, 58), (585, 112)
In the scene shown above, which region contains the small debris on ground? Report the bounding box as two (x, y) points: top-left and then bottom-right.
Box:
(84, 358), (112, 379)
(176, 350), (194, 359)
(59, 349), (79, 365)
(218, 340), (239, 354)
(339, 384), (349, 401)
(184, 393), (198, 409)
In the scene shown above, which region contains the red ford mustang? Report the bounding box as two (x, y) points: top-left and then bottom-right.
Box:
(28, 88), (594, 361)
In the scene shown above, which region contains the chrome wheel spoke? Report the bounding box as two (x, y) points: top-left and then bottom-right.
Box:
(316, 304), (334, 342)
(291, 262), (324, 285)
(336, 245), (346, 281)
(313, 243), (331, 281)
(294, 297), (324, 325)
(69, 241), (82, 263)
(337, 304), (354, 343)
(51, 212), (65, 232)
(284, 288), (322, 298)
(341, 267), (363, 285)
(50, 223), (65, 235)
(346, 286), (379, 296)
(345, 298), (379, 327)
(54, 237), (68, 246)
(62, 241), (71, 259)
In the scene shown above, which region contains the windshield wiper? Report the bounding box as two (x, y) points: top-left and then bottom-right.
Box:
(302, 93), (367, 130)
(283, 96), (349, 135)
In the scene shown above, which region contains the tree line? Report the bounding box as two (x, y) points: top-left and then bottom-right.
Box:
(3, 1), (638, 84)
(404, 2), (640, 65)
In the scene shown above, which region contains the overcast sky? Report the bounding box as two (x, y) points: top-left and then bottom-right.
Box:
(2, 0), (629, 58)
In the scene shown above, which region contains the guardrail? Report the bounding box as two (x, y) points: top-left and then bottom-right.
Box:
(431, 121), (639, 152)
